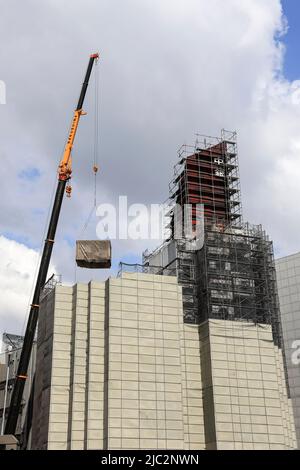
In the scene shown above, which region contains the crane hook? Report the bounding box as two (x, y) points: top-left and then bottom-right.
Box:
(66, 184), (72, 198)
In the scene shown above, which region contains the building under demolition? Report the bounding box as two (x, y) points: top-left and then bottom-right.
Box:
(1, 130), (297, 450)
(28, 130), (296, 450)
(144, 131), (283, 347)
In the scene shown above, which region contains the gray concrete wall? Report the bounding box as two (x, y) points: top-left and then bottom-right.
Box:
(276, 252), (300, 447)
(201, 319), (296, 450)
(32, 282), (106, 450)
(106, 273), (185, 450)
(31, 273), (296, 450)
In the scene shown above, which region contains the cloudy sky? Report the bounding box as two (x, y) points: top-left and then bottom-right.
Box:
(1, 0), (300, 338)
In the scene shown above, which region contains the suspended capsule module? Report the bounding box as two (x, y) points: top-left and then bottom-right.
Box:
(76, 240), (112, 269)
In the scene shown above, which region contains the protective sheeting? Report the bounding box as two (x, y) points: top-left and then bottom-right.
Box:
(76, 240), (111, 269)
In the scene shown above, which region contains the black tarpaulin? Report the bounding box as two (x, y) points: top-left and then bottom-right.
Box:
(76, 240), (111, 269)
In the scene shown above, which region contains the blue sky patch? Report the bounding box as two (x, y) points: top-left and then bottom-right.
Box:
(31, 207), (46, 217)
(282, 0), (300, 81)
(64, 234), (76, 248)
(18, 167), (41, 181)
(2, 231), (35, 249)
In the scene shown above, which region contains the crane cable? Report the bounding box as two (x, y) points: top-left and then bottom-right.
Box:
(93, 56), (99, 207)
(74, 59), (100, 283)
(79, 58), (100, 237)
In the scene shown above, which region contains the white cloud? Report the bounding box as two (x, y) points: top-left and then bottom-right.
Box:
(0, 236), (56, 336)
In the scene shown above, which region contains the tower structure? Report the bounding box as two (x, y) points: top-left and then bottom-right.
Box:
(143, 130), (282, 345)
(169, 130), (241, 232)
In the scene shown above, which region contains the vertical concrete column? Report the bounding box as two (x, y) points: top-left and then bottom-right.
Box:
(137, 273), (157, 450)
(160, 275), (184, 449)
(201, 319), (297, 450)
(107, 273), (142, 450)
(181, 324), (205, 450)
(276, 254), (300, 448)
(274, 345), (289, 447)
(32, 289), (56, 449)
(47, 285), (73, 450)
(274, 345), (297, 448)
(198, 321), (216, 450)
(68, 283), (89, 450)
(106, 273), (185, 450)
(85, 281), (106, 449)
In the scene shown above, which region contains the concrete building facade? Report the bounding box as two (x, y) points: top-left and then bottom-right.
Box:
(31, 273), (296, 450)
(276, 252), (300, 447)
(200, 319), (295, 449)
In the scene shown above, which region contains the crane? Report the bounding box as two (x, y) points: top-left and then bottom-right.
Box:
(4, 52), (99, 437)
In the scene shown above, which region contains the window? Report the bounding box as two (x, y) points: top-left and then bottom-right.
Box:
(209, 261), (217, 269)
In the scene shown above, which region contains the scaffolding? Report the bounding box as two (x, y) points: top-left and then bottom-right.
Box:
(168, 129), (242, 237)
(165, 242), (199, 325)
(197, 223), (282, 346)
(142, 222), (282, 345)
(118, 262), (163, 276)
(139, 130), (283, 348)
(145, 130), (245, 325)
(141, 241), (199, 324)
(39, 274), (62, 302)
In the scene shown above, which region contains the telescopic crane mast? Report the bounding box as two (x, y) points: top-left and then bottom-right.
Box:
(4, 53), (99, 436)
